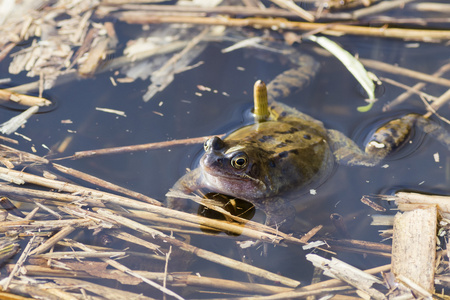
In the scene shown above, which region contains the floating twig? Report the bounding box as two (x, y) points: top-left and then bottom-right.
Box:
(65, 134), (225, 160)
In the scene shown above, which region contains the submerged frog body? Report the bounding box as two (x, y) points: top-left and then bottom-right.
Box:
(167, 50), (450, 229)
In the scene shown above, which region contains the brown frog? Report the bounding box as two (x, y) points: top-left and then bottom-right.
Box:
(167, 50), (449, 229)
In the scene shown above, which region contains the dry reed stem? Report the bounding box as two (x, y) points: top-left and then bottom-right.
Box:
(351, 0), (416, 19)
(0, 185), (105, 207)
(15, 263), (295, 295)
(0, 219), (96, 232)
(0, 144), (49, 165)
(269, 0), (315, 22)
(67, 134), (225, 159)
(0, 166), (162, 207)
(3, 235), (36, 291)
(51, 163), (158, 204)
(117, 14), (450, 40)
(0, 89), (52, 107)
(49, 277), (155, 300)
(6, 281), (78, 300)
(35, 251), (126, 259)
(384, 63), (450, 111)
(107, 230), (161, 252)
(380, 77), (450, 124)
(101, 4), (301, 18)
(95, 208), (301, 288)
(29, 226), (76, 255)
(0, 182), (290, 245)
(219, 286), (354, 300)
(0, 135), (18, 144)
(424, 88), (450, 118)
(361, 58), (450, 87)
(70, 241), (185, 300)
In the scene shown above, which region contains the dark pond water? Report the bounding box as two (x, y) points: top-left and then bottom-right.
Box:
(1, 17), (450, 299)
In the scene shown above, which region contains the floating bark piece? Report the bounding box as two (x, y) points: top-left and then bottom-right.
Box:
(392, 205), (437, 293)
(394, 192), (450, 219)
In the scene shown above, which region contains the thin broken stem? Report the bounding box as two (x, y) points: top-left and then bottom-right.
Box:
(62, 134), (225, 160)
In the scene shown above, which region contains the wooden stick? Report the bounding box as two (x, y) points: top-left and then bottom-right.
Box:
(117, 14), (450, 40)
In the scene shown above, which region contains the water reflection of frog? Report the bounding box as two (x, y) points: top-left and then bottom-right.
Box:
(167, 50), (449, 229)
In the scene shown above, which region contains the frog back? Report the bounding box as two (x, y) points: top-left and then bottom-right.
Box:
(225, 119), (333, 198)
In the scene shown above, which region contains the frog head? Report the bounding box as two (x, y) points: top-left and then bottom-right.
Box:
(200, 136), (268, 202)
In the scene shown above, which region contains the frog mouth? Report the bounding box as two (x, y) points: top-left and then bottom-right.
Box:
(201, 164), (266, 189)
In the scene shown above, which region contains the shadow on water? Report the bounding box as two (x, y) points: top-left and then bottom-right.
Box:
(1, 8), (450, 299)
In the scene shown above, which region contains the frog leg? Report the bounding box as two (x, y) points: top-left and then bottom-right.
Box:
(327, 129), (381, 167)
(265, 53), (321, 122)
(330, 113), (450, 167)
(415, 115), (450, 150)
(258, 197), (296, 230)
(166, 168), (203, 210)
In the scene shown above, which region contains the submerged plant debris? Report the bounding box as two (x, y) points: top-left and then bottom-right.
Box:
(0, 0), (450, 299)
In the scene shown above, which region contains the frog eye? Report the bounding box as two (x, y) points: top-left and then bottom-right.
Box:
(231, 154), (248, 169)
(204, 139), (210, 151)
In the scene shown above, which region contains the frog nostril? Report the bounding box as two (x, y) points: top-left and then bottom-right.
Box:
(211, 136), (225, 151)
(216, 158), (224, 167)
